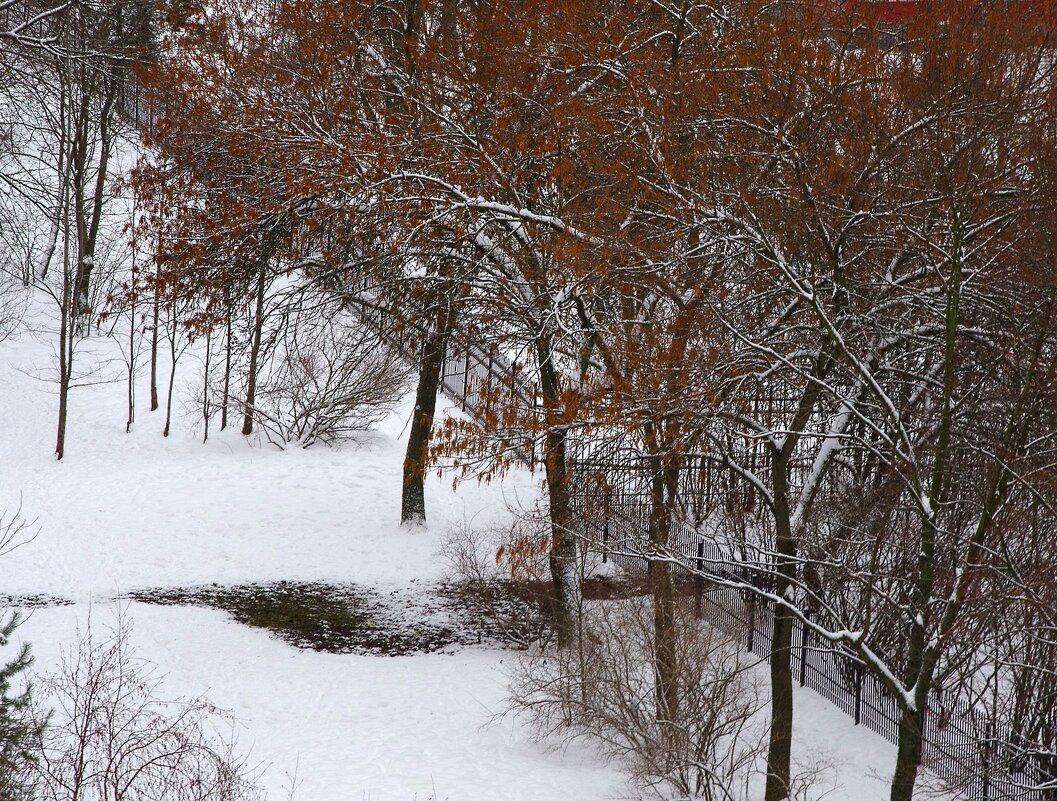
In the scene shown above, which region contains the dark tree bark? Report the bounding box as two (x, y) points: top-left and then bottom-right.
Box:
(125, 284), (135, 433)
(55, 236), (72, 461)
(401, 301), (453, 525)
(765, 449), (796, 801)
(221, 291), (232, 430)
(241, 258), (268, 436)
(53, 91), (72, 461)
(162, 302), (178, 438)
(71, 78), (118, 319)
(891, 705), (926, 801)
(763, 345), (833, 801)
(202, 328), (212, 443)
(647, 448), (681, 744)
(535, 328), (579, 649)
(150, 288), (159, 411)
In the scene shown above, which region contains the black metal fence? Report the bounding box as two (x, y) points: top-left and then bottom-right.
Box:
(349, 287), (1056, 800)
(570, 475), (1057, 801)
(436, 337), (538, 422)
(349, 278), (542, 465)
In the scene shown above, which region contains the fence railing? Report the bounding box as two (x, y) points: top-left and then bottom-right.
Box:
(569, 478), (1057, 801)
(348, 282), (541, 462)
(347, 281), (1055, 801)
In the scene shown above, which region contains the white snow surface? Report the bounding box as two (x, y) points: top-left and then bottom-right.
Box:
(0, 295), (938, 801)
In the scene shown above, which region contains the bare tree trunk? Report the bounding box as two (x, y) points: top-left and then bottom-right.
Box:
(71, 81), (117, 318)
(535, 329), (579, 649)
(150, 288), (159, 411)
(545, 423), (577, 649)
(891, 705), (926, 801)
(241, 260), (268, 436)
(765, 451), (796, 801)
(221, 291), (232, 430)
(125, 284), (136, 433)
(53, 65), (74, 460)
(401, 302), (453, 524)
(55, 185), (73, 461)
(55, 277), (72, 460)
(202, 329), (212, 443)
(70, 96), (91, 320)
(163, 302), (177, 438)
(647, 449), (681, 745)
(38, 167), (64, 282)
(891, 252), (962, 801)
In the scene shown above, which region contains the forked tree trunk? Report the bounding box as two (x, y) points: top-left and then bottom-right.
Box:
(401, 302), (453, 525)
(890, 251), (962, 801)
(761, 340), (834, 801)
(71, 82), (116, 318)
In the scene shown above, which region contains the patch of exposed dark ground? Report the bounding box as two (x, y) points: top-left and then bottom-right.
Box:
(128, 580), (479, 656)
(436, 572), (692, 649)
(19, 573), (669, 656)
(0, 593), (74, 608)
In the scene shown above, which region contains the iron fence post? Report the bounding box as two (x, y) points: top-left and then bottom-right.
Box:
(854, 662), (863, 726)
(461, 349), (470, 411)
(602, 484), (611, 563)
(694, 540), (705, 619)
(982, 721), (992, 801)
(799, 611), (810, 687)
(747, 593), (756, 653)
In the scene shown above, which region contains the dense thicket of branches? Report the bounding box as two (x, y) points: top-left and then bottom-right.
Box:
(71, 1), (1057, 799)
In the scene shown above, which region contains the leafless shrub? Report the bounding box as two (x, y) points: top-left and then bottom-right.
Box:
(446, 511), (555, 585)
(441, 516), (553, 648)
(0, 271), (27, 341)
(787, 756), (838, 801)
(0, 500), (35, 559)
(511, 598), (765, 801)
(250, 311), (409, 448)
(33, 618), (265, 801)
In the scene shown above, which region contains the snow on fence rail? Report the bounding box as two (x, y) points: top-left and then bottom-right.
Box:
(349, 292), (1054, 800)
(436, 338), (538, 422)
(567, 467), (1057, 801)
(37, 26), (1054, 800)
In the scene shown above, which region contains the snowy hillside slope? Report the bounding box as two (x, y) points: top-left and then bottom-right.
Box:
(0, 290), (943, 801)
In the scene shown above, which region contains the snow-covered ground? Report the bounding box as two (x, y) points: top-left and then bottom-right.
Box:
(0, 293), (936, 801)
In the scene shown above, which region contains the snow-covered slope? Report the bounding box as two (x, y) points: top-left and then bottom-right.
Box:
(0, 290), (938, 801)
